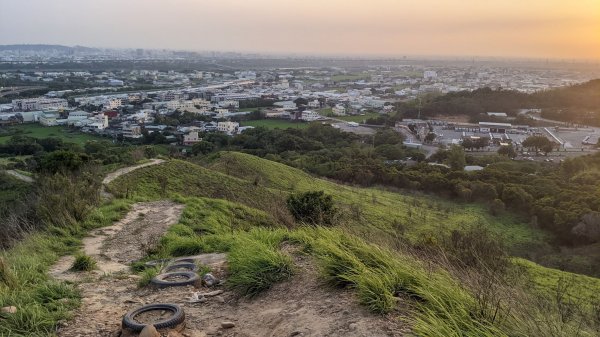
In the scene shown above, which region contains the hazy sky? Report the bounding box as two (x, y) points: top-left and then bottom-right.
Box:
(1, 0), (599, 59)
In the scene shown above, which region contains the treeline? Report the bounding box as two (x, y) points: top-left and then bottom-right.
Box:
(395, 79), (600, 124)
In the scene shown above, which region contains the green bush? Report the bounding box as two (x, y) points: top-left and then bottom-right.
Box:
(286, 191), (336, 226)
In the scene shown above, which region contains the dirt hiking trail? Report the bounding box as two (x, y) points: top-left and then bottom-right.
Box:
(103, 159), (164, 185)
(50, 201), (185, 280)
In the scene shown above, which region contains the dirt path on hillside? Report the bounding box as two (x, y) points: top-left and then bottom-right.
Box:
(49, 201), (184, 281)
(101, 159), (164, 199)
(103, 159), (165, 185)
(4, 169), (34, 183)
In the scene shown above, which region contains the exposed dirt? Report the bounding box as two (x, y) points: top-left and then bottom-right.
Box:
(50, 201), (185, 281)
(101, 159), (165, 199)
(4, 169), (34, 183)
(102, 159), (165, 185)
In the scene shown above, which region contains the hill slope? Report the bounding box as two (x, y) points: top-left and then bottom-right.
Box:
(110, 153), (546, 253)
(103, 154), (600, 336)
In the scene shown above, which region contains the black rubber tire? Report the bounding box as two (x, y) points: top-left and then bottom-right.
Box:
(171, 257), (196, 264)
(151, 271), (199, 288)
(164, 262), (198, 273)
(144, 259), (170, 267)
(122, 303), (185, 332)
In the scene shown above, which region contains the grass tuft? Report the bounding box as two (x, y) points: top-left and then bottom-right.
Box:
(137, 267), (159, 288)
(70, 254), (97, 272)
(0, 257), (16, 288)
(227, 237), (294, 297)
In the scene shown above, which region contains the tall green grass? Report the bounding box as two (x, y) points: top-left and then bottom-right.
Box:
(0, 235), (81, 335)
(70, 253), (97, 272)
(0, 199), (132, 335)
(227, 236), (294, 297)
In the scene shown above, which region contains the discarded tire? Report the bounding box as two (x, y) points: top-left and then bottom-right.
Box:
(171, 257), (196, 264)
(151, 271), (200, 288)
(144, 259), (170, 268)
(122, 303), (185, 332)
(163, 262), (198, 273)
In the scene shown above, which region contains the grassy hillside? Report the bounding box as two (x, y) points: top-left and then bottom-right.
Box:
(116, 155), (545, 254)
(0, 171), (31, 207)
(132, 198), (598, 336)
(2, 151), (593, 336)
(207, 152), (547, 253)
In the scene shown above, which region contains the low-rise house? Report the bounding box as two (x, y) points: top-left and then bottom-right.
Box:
(39, 113), (59, 126)
(273, 101), (296, 110)
(183, 131), (200, 145)
(122, 123), (142, 139)
(217, 121), (239, 135)
(332, 104), (346, 116)
(300, 110), (322, 121)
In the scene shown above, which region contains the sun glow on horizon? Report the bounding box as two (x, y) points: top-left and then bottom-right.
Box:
(0, 0), (599, 59)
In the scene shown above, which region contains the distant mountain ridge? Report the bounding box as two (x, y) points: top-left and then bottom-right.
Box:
(0, 44), (98, 52)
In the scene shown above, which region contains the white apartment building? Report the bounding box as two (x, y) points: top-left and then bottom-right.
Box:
(273, 101), (296, 110)
(39, 113), (59, 126)
(183, 131), (200, 145)
(79, 114), (109, 130)
(300, 110), (322, 122)
(308, 100), (320, 108)
(424, 70), (438, 79)
(66, 111), (89, 125)
(217, 121), (239, 135)
(12, 98), (68, 111)
(191, 98), (211, 107)
(332, 105), (346, 116)
(122, 123), (142, 139)
(105, 98), (123, 110)
(167, 100), (195, 111)
(215, 108), (230, 118)
(219, 100), (240, 109)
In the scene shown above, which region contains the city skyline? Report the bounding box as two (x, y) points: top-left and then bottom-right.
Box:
(0, 0), (599, 60)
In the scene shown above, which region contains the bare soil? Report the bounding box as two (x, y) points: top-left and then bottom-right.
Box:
(102, 159), (165, 185)
(100, 159), (164, 199)
(134, 310), (176, 325)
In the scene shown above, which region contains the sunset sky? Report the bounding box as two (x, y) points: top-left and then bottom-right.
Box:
(1, 0), (599, 59)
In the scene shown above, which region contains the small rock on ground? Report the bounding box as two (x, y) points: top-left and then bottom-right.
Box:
(221, 321), (235, 329)
(167, 330), (186, 337)
(0, 306), (17, 314)
(140, 325), (160, 337)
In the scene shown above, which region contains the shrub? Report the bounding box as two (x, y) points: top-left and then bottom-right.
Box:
(70, 254), (96, 272)
(489, 199), (506, 216)
(286, 191), (336, 226)
(440, 226), (508, 272)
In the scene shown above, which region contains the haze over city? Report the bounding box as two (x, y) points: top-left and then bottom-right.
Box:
(1, 0), (599, 59)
